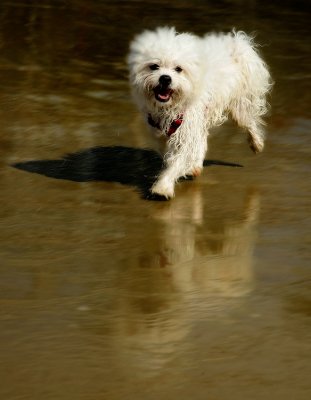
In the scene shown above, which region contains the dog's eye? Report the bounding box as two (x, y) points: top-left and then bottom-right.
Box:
(149, 64), (160, 71)
(175, 66), (183, 73)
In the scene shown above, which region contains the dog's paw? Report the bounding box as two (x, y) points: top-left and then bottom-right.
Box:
(151, 179), (175, 200)
(146, 191), (170, 201)
(180, 167), (203, 181)
(248, 135), (264, 154)
(188, 167), (203, 177)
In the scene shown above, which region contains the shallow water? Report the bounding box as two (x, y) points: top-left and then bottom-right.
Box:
(0, 1), (310, 399)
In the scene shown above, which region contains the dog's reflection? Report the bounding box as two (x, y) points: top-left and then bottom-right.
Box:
(109, 186), (260, 375)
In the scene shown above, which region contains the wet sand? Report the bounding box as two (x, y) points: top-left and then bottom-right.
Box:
(0, 1), (310, 399)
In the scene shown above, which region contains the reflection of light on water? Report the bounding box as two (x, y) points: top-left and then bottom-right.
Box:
(84, 90), (126, 101)
(25, 94), (70, 104)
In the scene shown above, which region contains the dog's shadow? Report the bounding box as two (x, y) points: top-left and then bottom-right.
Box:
(13, 146), (242, 200)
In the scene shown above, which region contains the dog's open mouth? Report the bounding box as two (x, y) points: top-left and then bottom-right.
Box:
(153, 86), (173, 103)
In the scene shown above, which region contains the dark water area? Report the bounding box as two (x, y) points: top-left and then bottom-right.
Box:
(0, 1), (310, 399)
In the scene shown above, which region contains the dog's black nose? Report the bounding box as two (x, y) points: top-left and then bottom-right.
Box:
(159, 75), (172, 86)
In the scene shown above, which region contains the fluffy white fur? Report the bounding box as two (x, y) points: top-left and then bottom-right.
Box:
(128, 27), (272, 199)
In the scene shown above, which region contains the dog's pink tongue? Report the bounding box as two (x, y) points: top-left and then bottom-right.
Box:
(154, 87), (172, 102)
(158, 93), (170, 101)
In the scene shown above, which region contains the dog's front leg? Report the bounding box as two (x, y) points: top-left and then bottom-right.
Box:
(151, 158), (185, 199)
(151, 129), (207, 199)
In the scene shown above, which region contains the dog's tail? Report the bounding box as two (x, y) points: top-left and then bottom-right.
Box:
(231, 30), (273, 117)
(229, 31), (273, 152)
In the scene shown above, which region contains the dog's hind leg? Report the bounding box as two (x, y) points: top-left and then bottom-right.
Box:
(230, 100), (266, 154)
(246, 123), (265, 154)
(229, 31), (272, 153)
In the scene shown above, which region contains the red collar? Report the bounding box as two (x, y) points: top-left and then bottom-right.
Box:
(148, 113), (183, 137)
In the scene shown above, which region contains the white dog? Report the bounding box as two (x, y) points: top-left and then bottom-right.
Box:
(127, 27), (272, 199)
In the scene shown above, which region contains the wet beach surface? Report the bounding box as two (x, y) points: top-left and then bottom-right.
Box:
(0, 1), (310, 399)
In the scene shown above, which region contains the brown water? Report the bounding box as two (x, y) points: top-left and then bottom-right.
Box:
(0, 1), (310, 399)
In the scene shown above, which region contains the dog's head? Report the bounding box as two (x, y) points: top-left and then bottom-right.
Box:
(128, 27), (201, 109)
